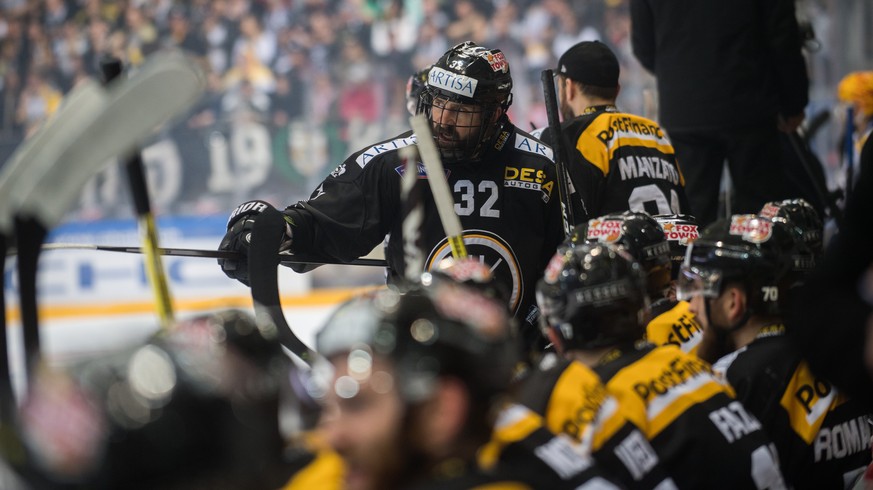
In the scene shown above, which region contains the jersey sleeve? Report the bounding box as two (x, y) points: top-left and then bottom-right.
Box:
(283, 151), (400, 263)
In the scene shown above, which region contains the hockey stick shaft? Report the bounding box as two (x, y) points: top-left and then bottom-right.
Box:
(23, 243), (388, 267)
(14, 217), (47, 388)
(101, 56), (175, 331)
(409, 114), (467, 259)
(786, 130), (845, 231)
(541, 69), (577, 236)
(0, 234), (14, 426)
(399, 145), (425, 280)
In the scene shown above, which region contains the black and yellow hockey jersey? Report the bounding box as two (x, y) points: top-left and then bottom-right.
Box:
(539, 105), (689, 221)
(517, 359), (675, 489)
(646, 299), (703, 356)
(476, 404), (626, 489)
(521, 345), (787, 489)
(713, 325), (872, 489)
(283, 121), (565, 349)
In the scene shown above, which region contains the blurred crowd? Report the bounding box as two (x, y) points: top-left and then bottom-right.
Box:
(0, 0), (869, 216)
(0, 0), (665, 182)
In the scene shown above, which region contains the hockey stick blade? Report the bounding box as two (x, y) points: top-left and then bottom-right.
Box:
(12, 243), (388, 267)
(248, 206), (319, 365)
(19, 50), (207, 229)
(408, 114), (467, 259)
(0, 81), (108, 233)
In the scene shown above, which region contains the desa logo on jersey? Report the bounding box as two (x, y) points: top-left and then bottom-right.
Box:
(429, 66), (477, 98)
(586, 219), (623, 243)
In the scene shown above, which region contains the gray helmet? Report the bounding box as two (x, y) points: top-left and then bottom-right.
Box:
(317, 283), (517, 404)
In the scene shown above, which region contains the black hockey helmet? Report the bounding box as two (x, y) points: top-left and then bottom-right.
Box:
(678, 215), (800, 316)
(536, 243), (650, 352)
(316, 283), (517, 404)
(406, 65), (431, 115)
(759, 198), (823, 258)
(570, 211), (672, 299)
(18, 310), (297, 489)
(418, 41), (513, 163)
(652, 213), (700, 280)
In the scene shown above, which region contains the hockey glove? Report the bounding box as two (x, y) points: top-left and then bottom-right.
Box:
(218, 200), (292, 285)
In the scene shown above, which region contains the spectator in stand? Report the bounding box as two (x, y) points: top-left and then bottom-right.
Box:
(836, 71), (873, 196)
(630, 0), (809, 226)
(15, 69), (62, 136)
(122, 3), (159, 65)
(232, 14), (277, 69)
(163, 6), (208, 60)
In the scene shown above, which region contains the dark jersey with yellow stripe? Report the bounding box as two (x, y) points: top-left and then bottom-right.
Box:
(713, 325), (872, 489)
(475, 404), (627, 489)
(539, 105), (689, 221)
(646, 299), (703, 355)
(517, 360), (675, 489)
(523, 345), (787, 489)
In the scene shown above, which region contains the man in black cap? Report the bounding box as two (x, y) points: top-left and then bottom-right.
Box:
(539, 40), (690, 222)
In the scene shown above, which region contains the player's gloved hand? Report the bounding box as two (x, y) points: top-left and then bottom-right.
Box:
(218, 200), (292, 285)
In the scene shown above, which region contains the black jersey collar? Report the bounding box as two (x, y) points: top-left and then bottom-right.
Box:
(581, 104), (618, 115)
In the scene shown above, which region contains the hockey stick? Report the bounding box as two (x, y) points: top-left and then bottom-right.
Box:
(0, 81), (108, 421)
(100, 55), (175, 331)
(541, 69), (578, 236)
(786, 129), (845, 232)
(12, 51), (205, 388)
(409, 114), (467, 259)
(18, 50), (206, 229)
(247, 205), (318, 365)
(15, 243), (388, 267)
(399, 145), (425, 280)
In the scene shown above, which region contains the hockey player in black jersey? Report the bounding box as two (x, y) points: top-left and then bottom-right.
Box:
(218, 41), (564, 358)
(315, 282), (623, 490)
(679, 215), (871, 488)
(534, 242), (787, 489)
(537, 41), (690, 221)
(648, 213), (706, 356)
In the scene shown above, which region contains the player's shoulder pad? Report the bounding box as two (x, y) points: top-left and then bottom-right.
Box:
(508, 126), (554, 163)
(516, 357), (573, 415)
(712, 347), (747, 380)
(352, 130), (417, 169)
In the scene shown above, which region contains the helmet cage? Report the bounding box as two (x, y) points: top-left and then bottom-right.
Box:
(418, 87), (503, 164)
(676, 264), (724, 301)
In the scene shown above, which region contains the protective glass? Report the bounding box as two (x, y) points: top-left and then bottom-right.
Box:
(675, 264), (723, 301)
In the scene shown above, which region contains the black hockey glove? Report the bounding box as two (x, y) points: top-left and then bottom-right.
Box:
(218, 200), (292, 285)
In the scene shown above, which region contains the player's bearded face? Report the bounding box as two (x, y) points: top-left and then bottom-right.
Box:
(430, 96), (486, 153)
(322, 356), (409, 490)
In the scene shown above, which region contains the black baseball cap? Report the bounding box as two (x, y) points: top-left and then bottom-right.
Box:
(556, 41), (620, 88)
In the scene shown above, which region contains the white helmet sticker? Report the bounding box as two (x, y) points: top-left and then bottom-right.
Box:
(429, 66), (478, 98)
